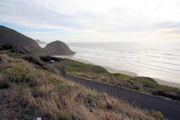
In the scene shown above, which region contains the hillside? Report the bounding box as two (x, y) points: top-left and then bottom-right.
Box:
(0, 26), (40, 50)
(53, 58), (180, 102)
(45, 41), (75, 55)
(0, 49), (164, 120)
(0, 26), (75, 56)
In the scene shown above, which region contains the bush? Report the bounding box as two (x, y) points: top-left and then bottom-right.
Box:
(24, 56), (48, 69)
(0, 74), (10, 89)
(152, 90), (180, 101)
(0, 56), (2, 62)
(24, 56), (58, 74)
(84, 94), (97, 107)
(150, 110), (167, 120)
(3, 65), (33, 83)
(0, 43), (29, 54)
(40, 56), (62, 62)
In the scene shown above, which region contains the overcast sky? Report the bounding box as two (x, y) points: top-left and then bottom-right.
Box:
(0, 0), (180, 43)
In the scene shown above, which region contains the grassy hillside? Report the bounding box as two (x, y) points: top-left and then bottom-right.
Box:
(45, 41), (75, 55)
(53, 58), (180, 102)
(0, 26), (40, 50)
(0, 26), (75, 56)
(0, 50), (166, 120)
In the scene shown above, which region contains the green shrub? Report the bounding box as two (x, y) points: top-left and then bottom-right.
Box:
(84, 94), (97, 107)
(151, 110), (167, 120)
(143, 109), (167, 120)
(54, 59), (107, 74)
(3, 65), (33, 83)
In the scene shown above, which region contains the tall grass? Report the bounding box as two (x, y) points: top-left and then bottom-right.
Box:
(0, 53), (166, 120)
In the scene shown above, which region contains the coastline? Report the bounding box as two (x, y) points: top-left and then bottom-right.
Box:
(54, 55), (180, 89)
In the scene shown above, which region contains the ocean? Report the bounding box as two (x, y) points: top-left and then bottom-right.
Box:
(67, 40), (180, 83)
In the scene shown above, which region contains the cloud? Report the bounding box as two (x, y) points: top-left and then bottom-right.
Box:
(0, 0), (180, 42)
(0, 0), (83, 28)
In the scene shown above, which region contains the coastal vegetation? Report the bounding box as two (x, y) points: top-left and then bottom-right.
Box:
(0, 51), (165, 120)
(53, 58), (180, 101)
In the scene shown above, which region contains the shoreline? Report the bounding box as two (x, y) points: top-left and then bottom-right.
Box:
(54, 55), (180, 88)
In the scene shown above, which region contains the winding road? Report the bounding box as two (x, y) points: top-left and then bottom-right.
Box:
(63, 75), (180, 120)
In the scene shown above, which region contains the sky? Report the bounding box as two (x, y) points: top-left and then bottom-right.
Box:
(0, 0), (180, 43)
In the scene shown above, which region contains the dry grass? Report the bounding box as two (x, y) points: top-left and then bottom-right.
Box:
(63, 81), (154, 120)
(0, 53), (160, 120)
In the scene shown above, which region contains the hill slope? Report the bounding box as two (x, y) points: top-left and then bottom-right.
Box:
(0, 26), (40, 50)
(45, 41), (75, 55)
(0, 51), (162, 120)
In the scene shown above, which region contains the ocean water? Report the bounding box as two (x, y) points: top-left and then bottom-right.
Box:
(67, 41), (180, 83)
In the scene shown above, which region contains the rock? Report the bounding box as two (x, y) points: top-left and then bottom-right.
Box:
(36, 117), (41, 120)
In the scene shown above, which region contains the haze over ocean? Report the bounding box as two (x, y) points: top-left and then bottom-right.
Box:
(68, 40), (180, 83)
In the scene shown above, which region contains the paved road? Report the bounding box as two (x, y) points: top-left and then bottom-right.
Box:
(64, 76), (180, 120)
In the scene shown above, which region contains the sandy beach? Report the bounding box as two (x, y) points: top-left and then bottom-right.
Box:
(54, 55), (180, 88)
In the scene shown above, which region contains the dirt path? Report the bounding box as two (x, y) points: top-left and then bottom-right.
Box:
(64, 76), (180, 120)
